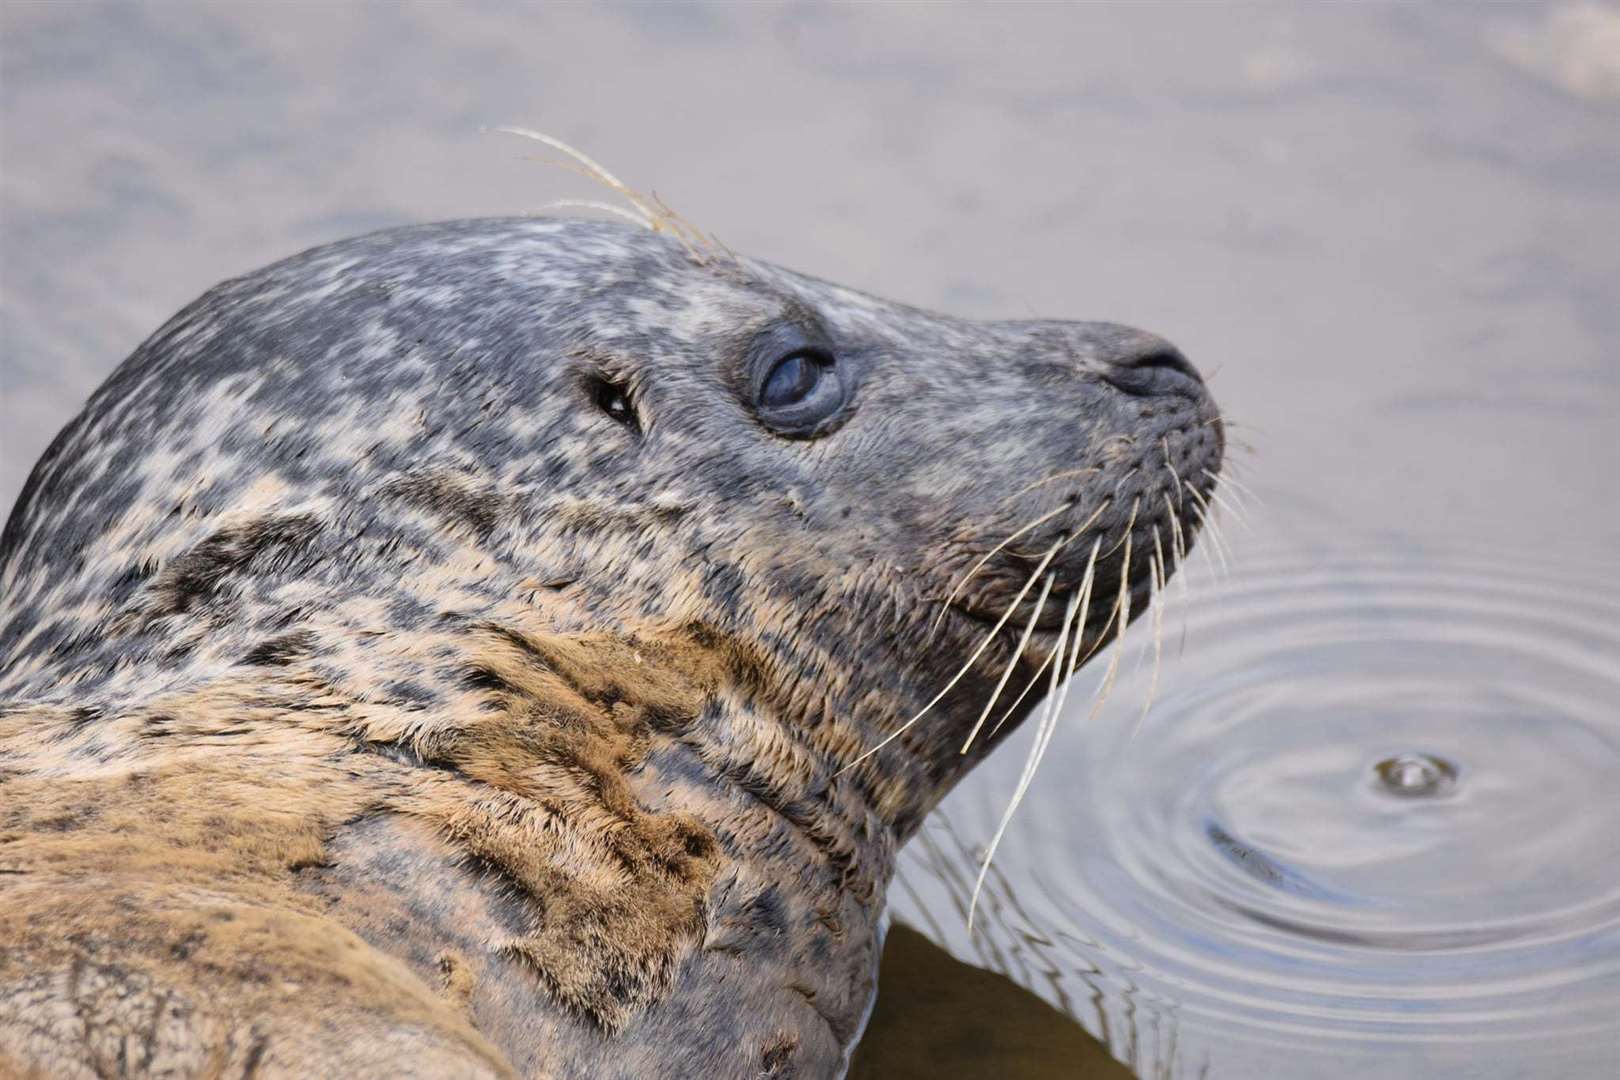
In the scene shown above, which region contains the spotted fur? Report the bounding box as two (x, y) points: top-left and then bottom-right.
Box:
(0, 218), (1221, 1078)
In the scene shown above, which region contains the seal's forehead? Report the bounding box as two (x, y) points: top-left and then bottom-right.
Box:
(572, 260), (792, 352)
(270, 217), (698, 302)
(397, 219), (796, 350)
(731, 254), (985, 353)
(230, 216), (989, 367)
(203, 217), (777, 362)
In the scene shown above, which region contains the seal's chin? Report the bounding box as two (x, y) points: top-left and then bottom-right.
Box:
(944, 471), (1216, 677)
(946, 560), (1147, 661)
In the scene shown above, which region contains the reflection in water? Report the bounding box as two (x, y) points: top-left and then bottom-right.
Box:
(851, 923), (1133, 1080)
(894, 541), (1620, 1077)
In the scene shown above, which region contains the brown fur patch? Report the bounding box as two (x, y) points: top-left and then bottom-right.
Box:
(437, 951), (479, 1021)
(0, 879), (514, 1079)
(402, 626), (725, 1031)
(0, 622), (730, 1064)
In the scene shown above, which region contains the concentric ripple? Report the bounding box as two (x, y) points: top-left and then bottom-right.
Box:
(893, 539), (1620, 1078)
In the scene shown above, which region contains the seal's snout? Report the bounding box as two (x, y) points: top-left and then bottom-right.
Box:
(1097, 333), (1204, 399)
(938, 315), (1224, 643)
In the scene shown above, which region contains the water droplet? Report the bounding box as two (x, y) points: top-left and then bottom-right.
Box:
(1373, 752), (1458, 798)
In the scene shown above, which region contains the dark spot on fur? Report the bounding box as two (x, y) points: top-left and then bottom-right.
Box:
(264, 606), (305, 631)
(170, 931), (206, 961)
(52, 706), (103, 742)
(140, 714), (177, 737)
(642, 702), (695, 735)
(385, 594), (433, 629)
(600, 967), (636, 1010)
(241, 1031), (269, 1077)
(147, 513), (321, 617)
(380, 679), (437, 707)
(348, 738), (460, 777)
(379, 471), (506, 537)
(159, 641), (198, 666)
(34, 812), (85, 833)
(241, 630), (318, 667)
(746, 885), (786, 934)
(45, 625), (103, 664)
(111, 557), (158, 592)
(761, 1035), (797, 1076)
(460, 664), (518, 697)
(678, 824), (714, 859)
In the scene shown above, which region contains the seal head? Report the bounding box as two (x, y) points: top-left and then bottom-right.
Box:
(0, 218), (1221, 1078)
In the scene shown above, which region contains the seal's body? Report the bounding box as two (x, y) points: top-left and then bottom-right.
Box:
(0, 218), (1221, 1078)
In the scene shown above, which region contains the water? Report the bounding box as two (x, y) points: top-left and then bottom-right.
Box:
(3, 3), (1618, 1077)
(895, 540), (1620, 1076)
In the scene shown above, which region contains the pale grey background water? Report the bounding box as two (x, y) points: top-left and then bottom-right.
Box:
(3, 3), (1618, 1077)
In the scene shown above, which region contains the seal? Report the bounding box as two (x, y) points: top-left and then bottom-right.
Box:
(0, 214), (1222, 1078)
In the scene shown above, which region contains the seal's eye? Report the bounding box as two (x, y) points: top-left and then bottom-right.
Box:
(762, 350), (826, 409)
(754, 345), (847, 438)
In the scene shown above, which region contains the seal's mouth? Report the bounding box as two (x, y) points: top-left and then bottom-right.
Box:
(951, 527), (1173, 663)
(944, 419), (1223, 670)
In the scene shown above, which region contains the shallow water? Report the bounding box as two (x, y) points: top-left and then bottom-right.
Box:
(3, 3), (1618, 1077)
(895, 537), (1620, 1076)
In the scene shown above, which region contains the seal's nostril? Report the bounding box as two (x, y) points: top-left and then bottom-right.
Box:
(1100, 343), (1203, 398)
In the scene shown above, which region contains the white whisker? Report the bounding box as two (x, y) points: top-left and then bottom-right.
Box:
(487, 126), (658, 227)
(838, 538), (1066, 777)
(986, 648), (1055, 741)
(959, 573), (1055, 754)
(1163, 493), (1193, 658)
(535, 199), (656, 228)
(1203, 484), (1251, 531)
(1007, 466), (1104, 501)
(1135, 537), (1168, 736)
(1161, 436), (1186, 499)
(1051, 542), (1101, 720)
(488, 126), (716, 259)
(1185, 488), (1231, 579)
(1205, 466), (1259, 506)
(968, 579), (1083, 930)
(1091, 528), (1133, 717)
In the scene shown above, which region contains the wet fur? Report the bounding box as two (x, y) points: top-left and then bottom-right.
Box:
(0, 218), (1221, 1077)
